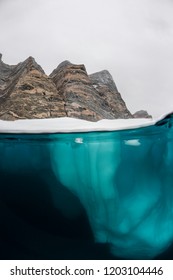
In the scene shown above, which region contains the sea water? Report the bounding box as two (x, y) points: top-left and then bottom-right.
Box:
(0, 114), (173, 259)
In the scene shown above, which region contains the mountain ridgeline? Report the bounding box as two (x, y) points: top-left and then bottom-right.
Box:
(0, 54), (150, 121)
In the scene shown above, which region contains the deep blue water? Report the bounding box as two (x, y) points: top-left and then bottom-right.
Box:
(0, 114), (173, 259)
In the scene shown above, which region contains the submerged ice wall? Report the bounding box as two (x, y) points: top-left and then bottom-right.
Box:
(0, 113), (173, 259)
(50, 113), (173, 259)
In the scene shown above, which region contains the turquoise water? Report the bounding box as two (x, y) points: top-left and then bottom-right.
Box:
(0, 114), (173, 259)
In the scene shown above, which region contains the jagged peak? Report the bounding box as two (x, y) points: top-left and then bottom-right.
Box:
(89, 70), (118, 92)
(57, 60), (72, 69)
(23, 56), (45, 74)
(90, 69), (114, 81)
(50, 60), (87, 78)
(0, 54), (45, 75)
(49, 60), (72, 77)
(0, 55), (136, 120)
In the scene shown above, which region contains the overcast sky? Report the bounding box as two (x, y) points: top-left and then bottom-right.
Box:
(0, 0), (173, 117)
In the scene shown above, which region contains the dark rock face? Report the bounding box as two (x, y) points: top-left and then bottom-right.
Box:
(89, 70), (131, 119)
(133, 110), (152, 119)
(0, 54), (136, 121)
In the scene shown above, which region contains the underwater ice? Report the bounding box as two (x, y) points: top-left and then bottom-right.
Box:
(50, 114), (173, 259)
(0, 113), (173, 259)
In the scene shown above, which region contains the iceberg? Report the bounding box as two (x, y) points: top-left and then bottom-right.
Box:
(0, 112), (173, 259)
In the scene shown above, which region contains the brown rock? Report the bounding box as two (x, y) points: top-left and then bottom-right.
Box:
(50, 61), (132, 121)
(0, 55), (66, 120)
(0, 55), (147, 121)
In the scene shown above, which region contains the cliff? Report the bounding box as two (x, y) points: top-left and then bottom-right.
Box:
(0, 54), (140, 121)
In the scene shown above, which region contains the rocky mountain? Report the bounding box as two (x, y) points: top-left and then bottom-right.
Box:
(133, 110), (152, 119)
(0, 55), (66, 120)
(0, 54), (146, 121)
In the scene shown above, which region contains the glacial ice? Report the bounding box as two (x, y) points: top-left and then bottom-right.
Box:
(50, 114), (173, 259)
(0, 113), (173, 259)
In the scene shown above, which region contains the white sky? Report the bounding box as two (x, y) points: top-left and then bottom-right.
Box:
(0, 0), (173, 117)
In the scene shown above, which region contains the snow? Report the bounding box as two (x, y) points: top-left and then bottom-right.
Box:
(0, 111), (172, 133)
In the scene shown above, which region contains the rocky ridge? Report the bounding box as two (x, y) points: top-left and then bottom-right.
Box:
(133, 110), (152, 119)
(0, 54), (149, 121)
